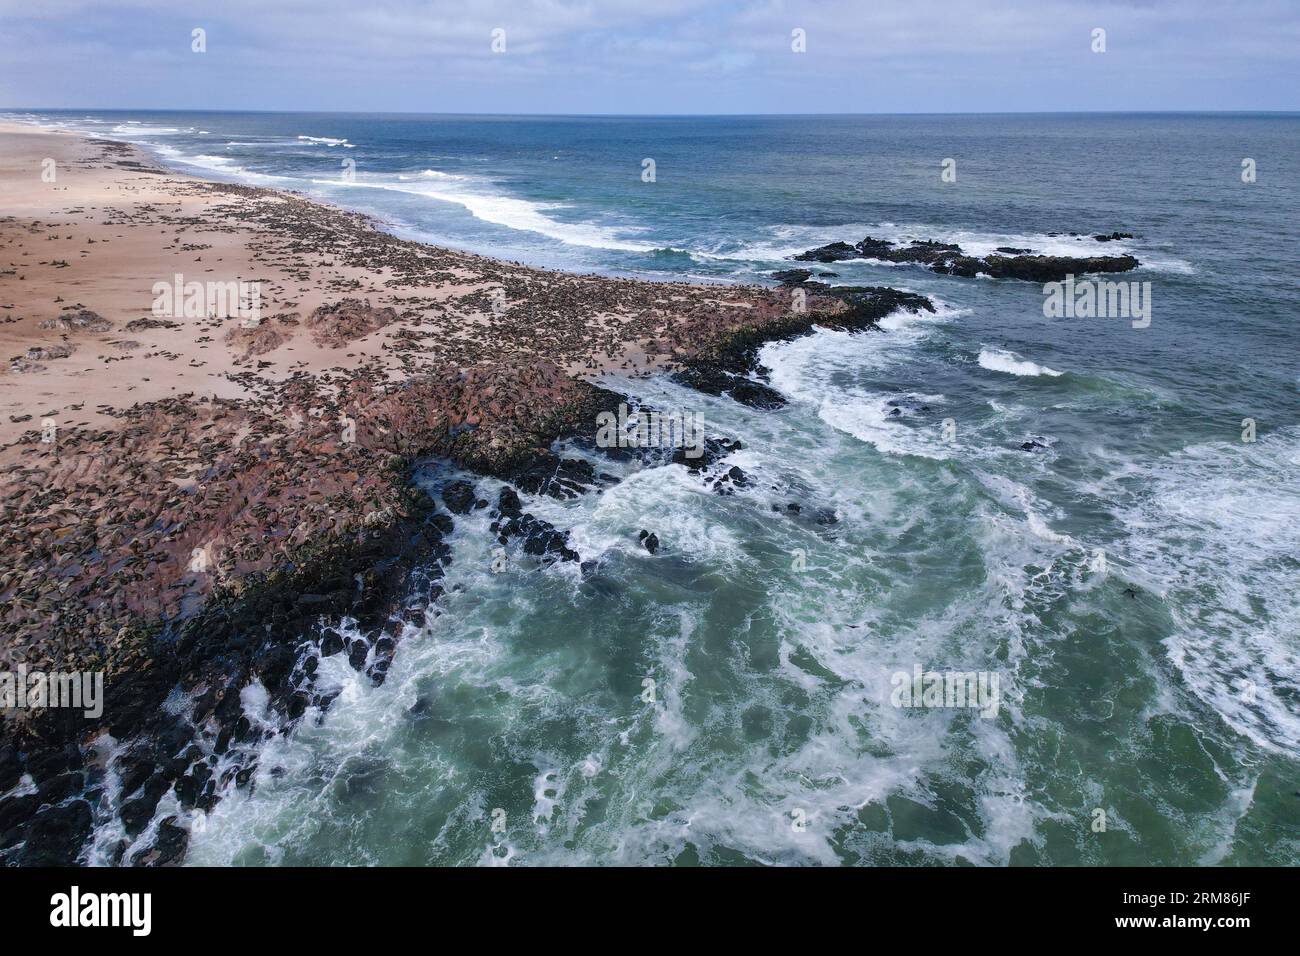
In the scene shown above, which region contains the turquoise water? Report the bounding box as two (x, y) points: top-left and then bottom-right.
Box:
(15, 110), (1299, 865)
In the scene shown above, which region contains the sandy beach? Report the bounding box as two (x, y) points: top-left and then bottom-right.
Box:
(0, 121), (795, 443)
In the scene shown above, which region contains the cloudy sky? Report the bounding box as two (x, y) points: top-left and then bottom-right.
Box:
(1, 0), (1296, 114)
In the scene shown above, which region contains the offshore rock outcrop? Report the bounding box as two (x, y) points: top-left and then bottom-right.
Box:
(793, 235), (1139, 282)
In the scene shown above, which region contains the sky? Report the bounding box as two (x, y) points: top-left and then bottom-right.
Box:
(0, 0), (1296, 114)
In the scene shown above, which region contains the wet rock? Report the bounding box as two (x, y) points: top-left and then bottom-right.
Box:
(793, 241), (861, 263)
(441, 479), (478, 514)
(174, 763), (212, 808)
(638, 530), (660, 554)
(320, 627), (345, 657)
(497, 487), (523, 518)
(286, 691), (310, 719)
(0, 794), (41, 844)
(35, 771), (84, 807)
(347, 639), (370, 671)
(771, 268), (814, 286)
(1093, 232), (1133, 242)
(113, 749), (158, 800)
(510, 453), (601, 499)
(16, 799), (92, 866)
(128, 816), (188, 867)
(673, 437), (742, 471)
(515, 514), (579, 561)
(25, 745), (81, 783)
(792, 234), (1139, 282)
(0, 744), (23, 792)
(254, 643), (296, 690)
(974, 254), (1138, 282)
(120, 772), (171, 836)
(673, 366), (787, 409)
(712, 465), (751, 495)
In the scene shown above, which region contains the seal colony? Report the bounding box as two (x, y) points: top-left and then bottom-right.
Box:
(0, 122), (939, 865)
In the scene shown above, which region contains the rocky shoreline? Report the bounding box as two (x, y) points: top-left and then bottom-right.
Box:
(0, 279), (937, 866)
(0, 122), (940, 866)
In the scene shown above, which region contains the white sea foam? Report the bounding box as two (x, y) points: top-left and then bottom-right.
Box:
(312, 175), (658, 251)
(758, 302), (964, 459)
(977, 348), (1063, 378)
(191, 154), (237, 168)
(149, 146), (291, 185)
(1116, 429), (1300, 755)
(297, 134), (355, 147)
(110, 123), (189, 136)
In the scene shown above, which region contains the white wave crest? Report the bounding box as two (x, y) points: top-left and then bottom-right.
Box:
(311, 175), (657, 252)
(977, 348), (1063, 378)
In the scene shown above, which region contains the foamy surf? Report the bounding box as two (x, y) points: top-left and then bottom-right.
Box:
(1117, 429), (1300, 755)
(313, 175), (658, 252)
(977, 348), (1064, 378)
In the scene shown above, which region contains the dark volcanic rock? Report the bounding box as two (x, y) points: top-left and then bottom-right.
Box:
(976, 254), (1138, 282)
(0, 745), (21, 793)
(36, 771), (84, 807)
(509, 452), (602, 499)
(771, 268), (814, 286)
(498, 511), (579, 562)
(793, 241), (861, 263)
(672, 437), (742, 471)
(790, 234), (1139, 282)
(497, 487), (523, 517)
(441, 480), (478, 514)
(17, 800), (92, 866)
(638, 530), (660, 554)
(711, 465), (751, 496)
(672, 366), (787, 409)
(490, 485), (579, 563)
(0, 794), (41, 844)
(320, 627), (345, 657)
(128, 817), (189, 867)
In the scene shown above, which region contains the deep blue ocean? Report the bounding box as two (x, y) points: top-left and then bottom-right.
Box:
(10, 109), (1299, 865)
